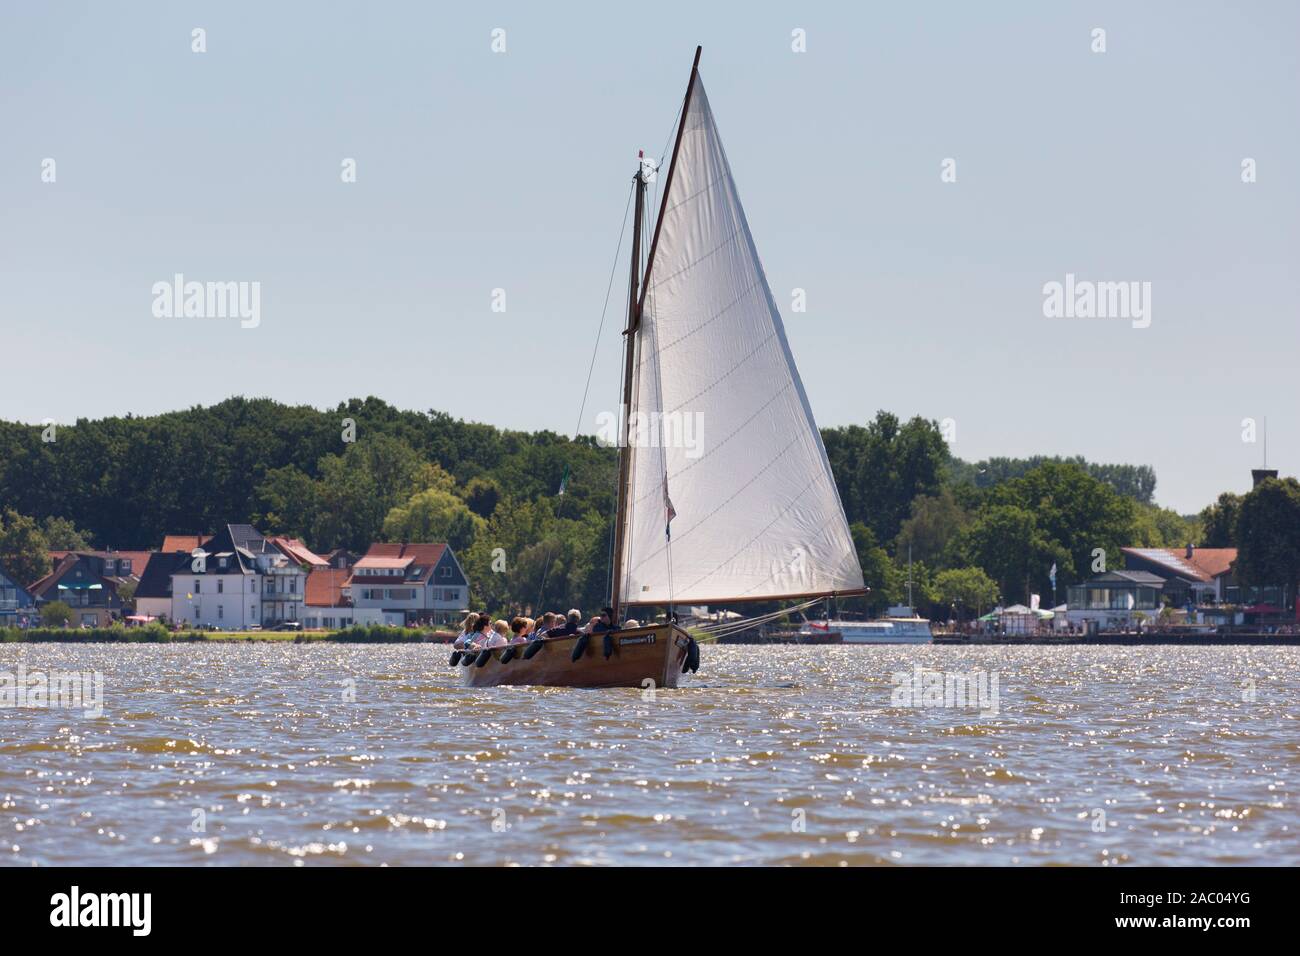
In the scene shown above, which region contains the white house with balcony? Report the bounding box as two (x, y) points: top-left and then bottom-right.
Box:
(168, 524), (308, 629)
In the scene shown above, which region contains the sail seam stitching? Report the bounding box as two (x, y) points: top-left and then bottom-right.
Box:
(648, 226), (740, 291)
(664, 328), (779, 418)
(678, 473), (823, 597)
(626, 434), (800, 574)
(630, 380), (795, 509)
(655, 276), (763, 354)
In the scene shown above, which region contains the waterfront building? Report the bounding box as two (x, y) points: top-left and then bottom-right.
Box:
(168, 524), (308, 629)
(1120, 545), (1237, 605)
(1065, 569), (1166, 630)
(28, 553), (125, 627)
(302, 568), (385, 630)
(345, 542), (469, 626)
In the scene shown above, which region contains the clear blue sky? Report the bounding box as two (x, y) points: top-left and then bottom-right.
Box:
(2, 1), (1297, 513)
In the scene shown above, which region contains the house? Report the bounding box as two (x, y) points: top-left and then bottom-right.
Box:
(168, 524), (308, 629)
(1065, 570), (1166, 630)
(345, 543), (469, 626)
(301, 568), (385, 630)
(28, 553), (125, 627)
(320, 548), (360, 570)
(1121, 546), (1237, 605)
(134, 551), (190, 621)
(0, 560), (37, 627)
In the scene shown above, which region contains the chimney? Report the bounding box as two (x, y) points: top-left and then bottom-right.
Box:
(1185, 543), (1194, 560)
(1252, 468), (1278, 488)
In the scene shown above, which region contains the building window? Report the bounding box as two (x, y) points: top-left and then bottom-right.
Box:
(217, 580), (224, 594)
(218, 606), (223, 620)
(195, 579), (201, 593)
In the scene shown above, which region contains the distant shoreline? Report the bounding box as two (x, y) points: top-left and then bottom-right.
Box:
(0, 626), (452, 644)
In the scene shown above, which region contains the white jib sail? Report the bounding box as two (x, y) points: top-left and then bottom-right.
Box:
(619, 78), (864, 606)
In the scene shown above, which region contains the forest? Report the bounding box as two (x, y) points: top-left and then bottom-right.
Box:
(2, 397), (1296, 618)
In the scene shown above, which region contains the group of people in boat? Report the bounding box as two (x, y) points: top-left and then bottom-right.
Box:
(452, 606), (642, 651)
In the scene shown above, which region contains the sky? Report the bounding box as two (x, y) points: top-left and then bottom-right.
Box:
(2, 1), (1297, 514)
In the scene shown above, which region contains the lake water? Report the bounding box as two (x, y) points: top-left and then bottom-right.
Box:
(1, 643), (1295, 866)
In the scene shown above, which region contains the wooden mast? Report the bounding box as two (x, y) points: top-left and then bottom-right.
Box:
(609, 155), (647, 624)
(610, 46), (702, 624)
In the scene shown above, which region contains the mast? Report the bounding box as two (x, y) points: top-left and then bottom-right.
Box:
(609, 155), (647, 623)
(610, 47), (702, 623)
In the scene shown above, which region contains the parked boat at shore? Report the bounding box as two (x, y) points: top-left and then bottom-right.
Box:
(801, 605), (934, 644)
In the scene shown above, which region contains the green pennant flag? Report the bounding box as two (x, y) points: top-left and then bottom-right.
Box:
(557, 464), (570, 496)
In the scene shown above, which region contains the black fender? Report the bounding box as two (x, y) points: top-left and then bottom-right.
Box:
(499, 645), (517, 664)
(448, 650), (463, 666)
(474, 649), (492, 667)
(570, 634), (590, 662)
(523, 639), (545, 660)
(603, 633), (615, 659)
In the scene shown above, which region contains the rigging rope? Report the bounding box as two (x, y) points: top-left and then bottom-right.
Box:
(690, 598), (826, 643)
(536, 180), (636, 614)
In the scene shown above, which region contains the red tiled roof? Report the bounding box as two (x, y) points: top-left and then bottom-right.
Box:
(306, 568), (352, 607)
(347, 542), (449, 586)
(1185, 548), (1237, 579)
(1121, 547), (1237, 582)
(161, 535), (211, 552)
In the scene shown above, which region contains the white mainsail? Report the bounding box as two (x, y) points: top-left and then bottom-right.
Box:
(618, 78), (863, 606)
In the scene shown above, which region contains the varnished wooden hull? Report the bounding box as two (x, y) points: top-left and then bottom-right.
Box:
(455, 624), (692, 689)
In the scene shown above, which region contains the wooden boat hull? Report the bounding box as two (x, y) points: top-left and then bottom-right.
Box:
(456, 624), (692, 689)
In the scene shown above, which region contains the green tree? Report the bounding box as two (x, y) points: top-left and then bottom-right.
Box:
(954, 504), (1065, 605)
(313, 435), (430, 550)
(934, 566), (1000, 620)
(256, 465), (321, 540)
(849, 523), (900, 612)
(382, 487), (483, 554)
(0, 509), (50, 587)
(823, 412), (948, 544)
(41, 600), (73, 627)
(462, 476), (502, 519)
(986, 462), (1134, 595)
(40, 516), (94, 550)
(1199, 492), (1242, 547)
(1235, 477), (1300, 604)
(894, 487), (969, 566)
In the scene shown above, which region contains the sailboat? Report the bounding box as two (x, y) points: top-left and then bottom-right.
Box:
(456, 47), (866, 688)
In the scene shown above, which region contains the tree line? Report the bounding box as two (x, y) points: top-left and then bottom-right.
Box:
(1, 398), (1295, 618)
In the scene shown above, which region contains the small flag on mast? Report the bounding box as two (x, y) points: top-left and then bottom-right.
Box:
(1049, 563), (1057, 587)
(557, 464), (570, 496)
